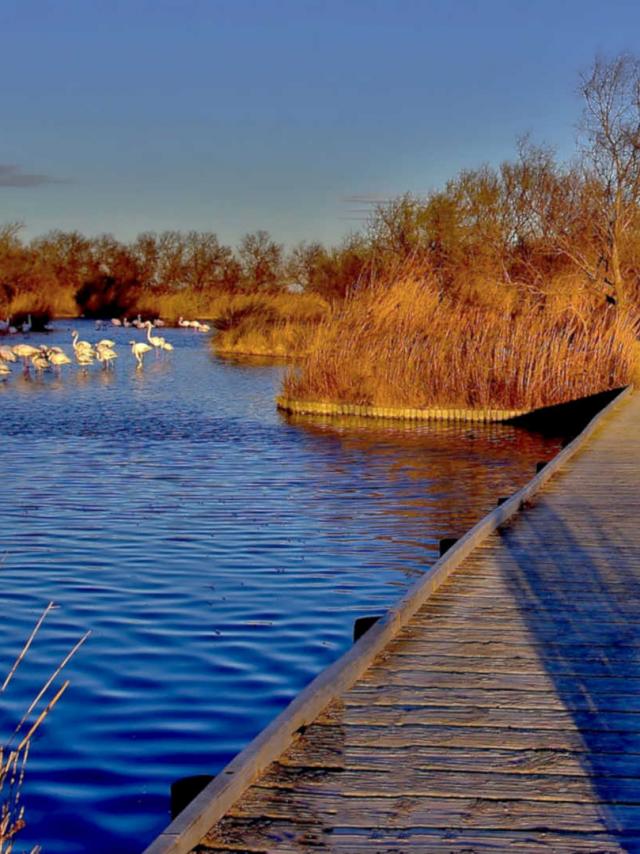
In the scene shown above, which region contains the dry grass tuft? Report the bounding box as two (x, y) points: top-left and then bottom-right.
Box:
(283, 275), (638, 411)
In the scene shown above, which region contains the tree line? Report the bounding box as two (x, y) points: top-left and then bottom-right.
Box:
(2, 53), (640, 325)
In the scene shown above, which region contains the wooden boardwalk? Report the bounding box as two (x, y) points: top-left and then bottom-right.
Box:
(150, 389), (640, 853)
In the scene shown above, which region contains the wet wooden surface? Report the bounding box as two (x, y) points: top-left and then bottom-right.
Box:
(194, 391), (640, 853)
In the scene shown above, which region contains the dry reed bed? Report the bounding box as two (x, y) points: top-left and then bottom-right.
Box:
(283, 278), (638, 412)
(209, 291), (328, 356)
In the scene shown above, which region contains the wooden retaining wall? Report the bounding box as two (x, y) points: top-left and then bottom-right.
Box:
(276, 396), (526, 422)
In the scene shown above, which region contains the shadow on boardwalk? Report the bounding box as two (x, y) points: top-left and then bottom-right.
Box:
(502, 495), (640, 839)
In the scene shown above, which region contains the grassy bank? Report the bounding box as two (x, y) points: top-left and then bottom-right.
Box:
(282, 276), (638, 412)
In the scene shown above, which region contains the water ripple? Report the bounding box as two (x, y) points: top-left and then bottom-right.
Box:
(0, 321), (566, 853)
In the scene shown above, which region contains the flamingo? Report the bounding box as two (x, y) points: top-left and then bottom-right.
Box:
(76, 350), (94, 369)
(0, 346), (17, 362)
(42, 347), (71, 368)
(96, 346), (117, 369)
(49, 350), (71, 370)
(129, 340), (152, 368)
(145, 322), (165, 351)
(12, 344), (40, 367)
(154, 318), (166, 327)
(21, 314), (32, 334)
(195, 322), (211, 333)
(96, 338), (116, 349)
(160, 341), (174, 352)
(12, 344), (39, 356)
(178, 316), (190, 328)
(111, 318), (122, 327)
(31, 352), (50, 373)
(71, 330), (95, 356)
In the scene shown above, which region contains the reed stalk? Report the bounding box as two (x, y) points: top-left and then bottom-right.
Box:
(1, 605), (88, 854)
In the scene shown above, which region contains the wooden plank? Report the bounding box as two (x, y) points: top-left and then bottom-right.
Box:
(435, 577), (640, 594)
(384, 626), (640, 647)
(345, 684), (640, 713)
(328, 703), (640, 733)
(197, 825), (631, 853)
(403, 596), (640, 617)
(383, 637), (640, 661)
(359, 666), (640, 695)
(409, 598), (633, 615)
(280, 739), (640, 778)
(408, 614), (638, 631)
(372, 652), (640, 678)
(226, 788), (640, 832)
(253, 762), (640, 803)
(317, 703), (640, 733)
(307, 721), (640, 753)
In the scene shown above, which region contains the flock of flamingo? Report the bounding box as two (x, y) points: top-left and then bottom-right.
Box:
(0, 317), (204, 379)
(103, 315), (211, 333)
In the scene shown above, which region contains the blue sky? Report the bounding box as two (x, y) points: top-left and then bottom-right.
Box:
(0, 0), (638, 247)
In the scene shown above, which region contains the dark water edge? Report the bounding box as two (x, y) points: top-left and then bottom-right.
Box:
(0, 320), (575, 853)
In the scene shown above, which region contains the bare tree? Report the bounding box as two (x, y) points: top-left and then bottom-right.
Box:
(130, 232), (161, 289)
(286, 241), (328, 289)
(238, 230), (283, 289)
(579, 53), (640, 307)
(181, 231), (240, 291)
(507, 139), (599, 286)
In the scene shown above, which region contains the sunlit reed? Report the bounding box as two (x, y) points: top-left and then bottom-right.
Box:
(284, 275), (638, 411)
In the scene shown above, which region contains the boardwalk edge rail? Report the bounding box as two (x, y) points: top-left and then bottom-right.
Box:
(143, 385), (632, 854)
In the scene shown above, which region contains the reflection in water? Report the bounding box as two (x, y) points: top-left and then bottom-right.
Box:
(97, 368), (116, 388)
(0, 321), (567, 854)
(285, 413), (567, 561)
(214, 352), (291, 368)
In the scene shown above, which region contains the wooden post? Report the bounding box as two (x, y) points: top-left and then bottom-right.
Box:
(353, 615), (381, 643)
(171, 776), (215, 820)
(439, 538), (458, 557)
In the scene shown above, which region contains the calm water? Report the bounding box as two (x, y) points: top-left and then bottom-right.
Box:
(0, 320), (567, 853)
